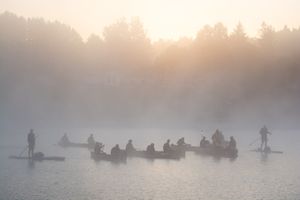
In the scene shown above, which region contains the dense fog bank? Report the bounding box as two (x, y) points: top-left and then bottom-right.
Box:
(1, 12), (300, 131)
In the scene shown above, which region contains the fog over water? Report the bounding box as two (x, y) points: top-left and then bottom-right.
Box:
(1, 12), (300, 132)
(0, 11), (300, 200)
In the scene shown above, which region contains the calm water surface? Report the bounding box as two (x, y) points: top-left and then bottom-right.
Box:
(0, 129), (299, 200)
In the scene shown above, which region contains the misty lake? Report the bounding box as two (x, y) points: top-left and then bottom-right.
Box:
(0, 129), (299, 200)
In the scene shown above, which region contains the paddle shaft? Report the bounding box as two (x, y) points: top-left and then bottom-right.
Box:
(19, 145), (29, 157)
(249, 137), (260, 146)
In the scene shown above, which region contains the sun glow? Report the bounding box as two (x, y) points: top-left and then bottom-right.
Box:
(0, 0), (300, 40)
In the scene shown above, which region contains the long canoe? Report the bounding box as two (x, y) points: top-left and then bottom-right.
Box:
(194, 145), (238, 158)
(127, 150), (181, 160)
(9, 155), (65, 161)
(90, 151), (127, 163)
(58, 141), (94, 149)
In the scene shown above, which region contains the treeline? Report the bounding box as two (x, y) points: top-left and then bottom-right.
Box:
(0, 12), (299, 130)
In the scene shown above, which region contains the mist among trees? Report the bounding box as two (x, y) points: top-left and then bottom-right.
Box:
(1, 12), (299, 130)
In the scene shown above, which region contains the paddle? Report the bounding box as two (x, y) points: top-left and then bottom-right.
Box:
(19, 145), (29, 157)
(249, 137), (260, 146)
(19, 133), (39, 156)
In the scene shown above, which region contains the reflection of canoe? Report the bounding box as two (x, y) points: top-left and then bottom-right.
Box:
(90, 151), (127, 163)
(250, 148), (283, 154)
(194, 145), (238, 158)
(58, 142), (94, 149)
(127, 150), (181, 160)
(9, 155), (65, 161)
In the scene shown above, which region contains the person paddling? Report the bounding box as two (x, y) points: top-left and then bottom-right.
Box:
(94, 142), (104, 154)
(111, 144), (121, 157)
(27, 129), (36, 158)
(60, 133), (70, 145)
(228, 136), (236, 150)
(87, 134), (96, 146)
(125, 139), (136, 153)
(146, 143), (155, 154)
(200, 136), (209, 148)
(163, 139), (172, 153)
(259, 125), (272, 150)
(177, 137), (185, 146)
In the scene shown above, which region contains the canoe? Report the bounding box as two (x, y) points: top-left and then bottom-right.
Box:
(127, 150), (181, 160)
(250, 148), (283, 154)
(58, 141), (94, 149)
(194, 145), (238, 158)
(90, 151), (127, 163)
(169, 145), (186, 157)
(9, 155), (65, 161)
(183, 145), (201, 152)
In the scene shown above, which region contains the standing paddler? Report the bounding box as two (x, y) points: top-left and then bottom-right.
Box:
(27, 129), (36, 158)
(259, 125), (272, 150)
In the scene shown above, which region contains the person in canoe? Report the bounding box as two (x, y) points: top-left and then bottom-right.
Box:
(177, 137), (186, 146)
(111, 144), (121, 157)
(163, 139), (172, 153)
(200, 136), (210, 148)
(227, 136), (236, 150)
(94, 142), (104, 154)
(146, 143), (155, 155)
(87, 134), (96, 146)
(212, 129), (224, 147)
(259, 125), (272, 150)
(60, 133), (70, 145)
(125, 139), (136, 153)
(27, 129), (36, 158)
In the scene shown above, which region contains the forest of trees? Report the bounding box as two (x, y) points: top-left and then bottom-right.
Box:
(0, 12), (299, 130)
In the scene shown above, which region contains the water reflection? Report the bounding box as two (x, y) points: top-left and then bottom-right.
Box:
(260, 153), (269, 163)
(27, 159), (35, 169)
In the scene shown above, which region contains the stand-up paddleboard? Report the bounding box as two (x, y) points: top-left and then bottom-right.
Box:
(250, 147), (283, 154)
(9, 152), (65, 161)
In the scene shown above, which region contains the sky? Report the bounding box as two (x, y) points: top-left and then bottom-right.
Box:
(0, 0), (299, 41)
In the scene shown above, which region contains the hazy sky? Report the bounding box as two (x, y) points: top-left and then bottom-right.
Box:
(0, 0), (299, 40)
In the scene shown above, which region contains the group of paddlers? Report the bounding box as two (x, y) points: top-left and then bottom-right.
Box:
(27, 126), (272, 159)
(92, 130), (238, 158)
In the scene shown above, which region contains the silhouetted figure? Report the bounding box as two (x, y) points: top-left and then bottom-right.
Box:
(87, 134), (95, 146)
(228, 136), (236, 150)
(27, 129), (35, 158)
(212, 129), (224, 146)
(177, 137), (185, 146)
(94, 142), (104, 154)
(60, 133), (70, 145)
(146, 143), (155, 154)
(111, 144), (121, 157)
(163, 139), (172, 153)
(260, 125), (271, 150)
(200, 136), (209, 148)
(125, 139), (135, 153)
